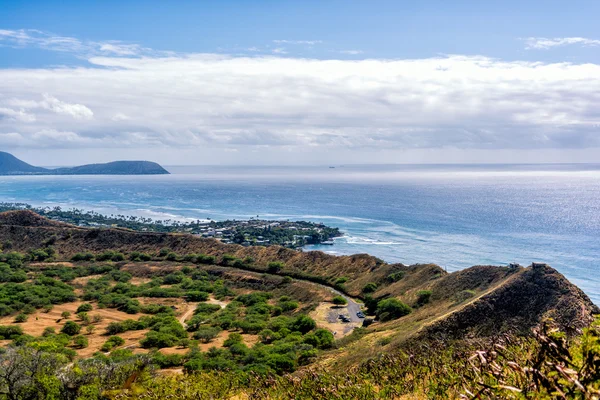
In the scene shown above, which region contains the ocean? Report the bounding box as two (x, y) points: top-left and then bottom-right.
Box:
(0, 164), (598, 304)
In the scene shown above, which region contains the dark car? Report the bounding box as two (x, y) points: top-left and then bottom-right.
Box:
(340, 316), (351, 323)
(356, 311), (365, 318)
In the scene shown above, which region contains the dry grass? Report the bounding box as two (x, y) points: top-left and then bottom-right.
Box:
(0, 301), (148, 357)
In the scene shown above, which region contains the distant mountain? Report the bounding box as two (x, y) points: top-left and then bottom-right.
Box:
(0, 151), (169, 175)
(52, 161), (170, 175)
(0, 151), (48, 175)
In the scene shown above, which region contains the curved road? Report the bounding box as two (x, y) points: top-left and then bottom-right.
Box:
(315, 283), (363, 323)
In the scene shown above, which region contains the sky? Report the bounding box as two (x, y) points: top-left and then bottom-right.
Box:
(0, 0), (599, 165)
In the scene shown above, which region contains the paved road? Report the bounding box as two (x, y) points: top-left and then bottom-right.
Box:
(316, 283), (363, 323)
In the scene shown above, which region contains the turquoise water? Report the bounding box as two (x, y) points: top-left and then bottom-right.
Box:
(0, 164), (598, 304)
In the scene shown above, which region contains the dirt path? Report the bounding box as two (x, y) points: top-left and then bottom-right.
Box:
(179, 297), (228, 328)
(178, 303), (197, 327)
(313, 283), (363, 323)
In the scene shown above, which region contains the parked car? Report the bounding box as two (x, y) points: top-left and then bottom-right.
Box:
(356, 311), (365, 318)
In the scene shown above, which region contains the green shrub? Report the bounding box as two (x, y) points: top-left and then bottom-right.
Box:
(386, 271), (405, 283)
(221, 254), (237, 266)
(279, 301), (299, 312)
(195, 303), (222, 315)
(185, 291), (209, 302)
(267, 261), (284, 273)
(73, 335), (89, 348)
(101, 335), (125, 352)
(335, 277), (348, 285)
(376, 298), (412, 322)
(193, 326), (222, 343)
(42, 327), (56, 337)
(157, 248), (169, 257)
(61, 321), (82, 336)
(416, 290), (432, 306)
(163, 272), (184, 285)
(196, 254), (216, 265)
(129, 251), (151, 261)
(140, 331), (179, 348)
(223, 332), (243, 347)
(111, 253), (125, 262)
(332, 295), (348, 306)
(290, 315), (316, 334)
(76, 303), (93, 313)
(362, 282), (378, 293)
(71, 252), (95, 262)
(0, 325), (23, 339)
(14, 313), (28, 323)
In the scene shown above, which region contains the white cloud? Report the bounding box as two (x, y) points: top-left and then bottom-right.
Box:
(99, 43), (144, 56)
(339, 50), (363, 55)
(111, 113), (130, 121)
(0, 36), (600, 156)
(524, 37), (600, 50)
(272, 48), (288, 54)
(0, 29), (156, 57)
(40, 94), (93, 120)
(0, 107), (36, 122)
(273, 40), (322, 45)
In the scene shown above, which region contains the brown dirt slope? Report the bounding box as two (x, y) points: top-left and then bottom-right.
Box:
(416, 263), (600, 342)
(0, 209), (69, 228)
(0, 210), (403, 295)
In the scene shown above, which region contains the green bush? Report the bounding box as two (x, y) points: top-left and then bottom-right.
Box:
(71, 253), (95, 262)
(416, 290), (432, 306)
(73, 335), (89, 348)
(186, 291), (209, 302)
(100, 335), (125, 352)
(163, 272), (185, 285)
(196, 254), (216, 265)
(386, 271), (405, 283)
(362, 282), (378, 293)
(221, 254), (237, 266)
(290, 315), (316, 334)
(267, 261), (284, 273)
(140, 331), (179, 348)
(0, 325), (23, 339)
(14, 313), (28, 323)
(332, 295), (348, 306)
(195, 303), (222, 315)
(61, 321), (82, 336)
(335, 277), (348, 285)
(76, 303), (93, 313)
(193, 326), (222, 343)
(376, 298), (412, 322)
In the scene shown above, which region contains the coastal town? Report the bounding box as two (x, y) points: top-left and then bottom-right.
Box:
(0, 203), (342, 248)
(192, 218), (340, 247)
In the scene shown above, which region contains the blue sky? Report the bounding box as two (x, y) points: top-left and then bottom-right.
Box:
(1, 0), (599, 164)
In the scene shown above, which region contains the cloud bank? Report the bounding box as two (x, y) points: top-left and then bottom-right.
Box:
(1, 30), (599, 161)
(524, 36), (600, 50)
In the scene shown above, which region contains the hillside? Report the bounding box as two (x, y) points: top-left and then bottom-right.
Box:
(1, 210), (596, 335)
(0, 210), (598, 399)
(0, 152), (169, 175)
